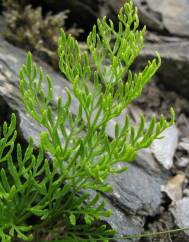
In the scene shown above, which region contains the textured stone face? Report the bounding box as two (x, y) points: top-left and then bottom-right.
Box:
(135, 40), (189, 99)
(151, 125), (178, 169)
(131, 0), (189, 99)
(107, 164), (166, 215)
(170, 198), (189, 242)
(106, 150), (168, 217)
(147, 0), (189, 37)
(134, 0), (189, 37)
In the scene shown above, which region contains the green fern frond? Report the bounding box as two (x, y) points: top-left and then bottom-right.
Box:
(0, 1), (175, 241)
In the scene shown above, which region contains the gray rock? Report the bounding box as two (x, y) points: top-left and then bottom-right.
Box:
(177, 114), (189, 137)
(103, 197), (145, 241)
(107, 164), (164, 216)
(134, 0), (189, 37)
(170, 197), (189, 242)
(106, 150), (168, 217)
(133, 0), (164, 32)
(179, 137), (189, 153)
(176, 157), (189, 169)
(151, 125), (179, 169)
(136, 39), (189, 99)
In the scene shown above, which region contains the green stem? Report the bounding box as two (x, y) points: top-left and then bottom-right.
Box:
(37, 227), (189, 241)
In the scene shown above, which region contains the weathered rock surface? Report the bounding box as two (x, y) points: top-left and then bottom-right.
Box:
(104, 199), (144, 241)
(170, 197), (189, 242)
(106, 149), (168, 217)
(136, 38), (189, 99)
(134, 0), (189, 37)
(133, 1), (189, 100)
(134, 0), (164, 32)
(0, 35), (169, 240)
(151, 125), (179, 169)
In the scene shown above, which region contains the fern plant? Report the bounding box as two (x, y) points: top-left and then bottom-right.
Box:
(0, 1), (174, 241)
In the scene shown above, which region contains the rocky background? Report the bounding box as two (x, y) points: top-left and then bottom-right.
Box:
(0, 0), (189, 241)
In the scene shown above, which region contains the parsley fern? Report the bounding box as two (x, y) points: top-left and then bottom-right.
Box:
(0, 1), (174, 241)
